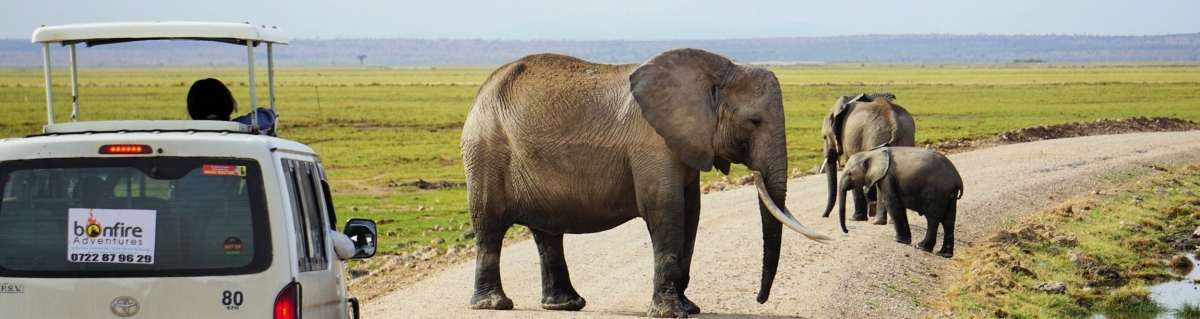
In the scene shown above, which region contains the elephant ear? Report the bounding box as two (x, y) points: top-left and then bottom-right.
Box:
(825, 94), (874, 155)
(629, 48), (734, 172)
(824, 96), (850, 155)
(865, 147), (892, 191)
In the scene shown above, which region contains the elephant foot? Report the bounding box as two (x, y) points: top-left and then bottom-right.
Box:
(895, 236), (911, 245)
(870, 217), (887, 225)
(470, 292), (514, 310)
(680, 294), (701, 315)
(647, 303), (689, 318)
(936, 247), (954, 258)
(916, 241), (935, 254)
(541, 293), (586, 311)
(851, 213), (869, 222)
(647, 288), (690, 318)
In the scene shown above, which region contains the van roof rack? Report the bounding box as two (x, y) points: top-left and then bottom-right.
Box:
(31, 21), (289, 135)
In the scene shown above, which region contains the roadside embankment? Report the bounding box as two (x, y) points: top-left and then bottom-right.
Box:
(945, 164), (1200, 318)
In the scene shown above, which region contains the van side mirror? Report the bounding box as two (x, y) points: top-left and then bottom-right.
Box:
(342, 218), (377, 259)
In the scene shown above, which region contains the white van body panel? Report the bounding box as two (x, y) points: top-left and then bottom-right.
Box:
(1, 276), (290, 318)
(273, 152), (349, 318)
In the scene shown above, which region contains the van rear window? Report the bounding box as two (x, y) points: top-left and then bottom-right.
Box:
(0, 158), (271, 278)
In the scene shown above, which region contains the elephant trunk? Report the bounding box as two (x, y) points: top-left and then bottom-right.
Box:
(753, 171), (832, 304)
(837, 177), (850, 233)
(821, 156), (838, 218)
(755, 169), (784, 305)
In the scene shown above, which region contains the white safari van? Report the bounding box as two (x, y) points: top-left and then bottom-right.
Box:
(0, 22), (377, 318)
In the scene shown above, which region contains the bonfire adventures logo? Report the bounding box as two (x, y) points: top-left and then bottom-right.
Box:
(85, 210), (102, 238)
(72, 209), (146, 245)
(67, 208), (158, 264)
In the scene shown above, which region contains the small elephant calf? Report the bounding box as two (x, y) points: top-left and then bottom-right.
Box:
(837, 146), (963, 257)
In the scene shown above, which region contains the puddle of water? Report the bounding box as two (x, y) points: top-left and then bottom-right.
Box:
(1092, 253), (1199, 319)
(1148, 253), (1200, 318)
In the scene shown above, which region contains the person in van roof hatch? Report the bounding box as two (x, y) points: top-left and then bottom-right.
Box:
(186, 78), (278, 129)
(186, 78), (236, 121)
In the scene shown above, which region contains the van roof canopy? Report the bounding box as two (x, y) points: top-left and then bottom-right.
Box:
(32, 21), (289, 47)
(32, 21), (286, 135)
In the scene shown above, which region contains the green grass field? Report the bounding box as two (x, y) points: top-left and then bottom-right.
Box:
(2, 63), (1199, 255)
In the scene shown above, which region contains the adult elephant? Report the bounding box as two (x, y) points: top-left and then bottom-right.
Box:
(461, 48), (832, 318)
(819, 93), (915, 224)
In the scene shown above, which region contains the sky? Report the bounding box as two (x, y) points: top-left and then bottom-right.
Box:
(2, 0), (1197, 40)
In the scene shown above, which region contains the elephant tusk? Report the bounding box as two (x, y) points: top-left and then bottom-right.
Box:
(819, 157), (829, 174)
(754, 172), (834, 244)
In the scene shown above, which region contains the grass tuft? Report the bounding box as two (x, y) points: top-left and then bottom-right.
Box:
(1178, 303), (1200, 319)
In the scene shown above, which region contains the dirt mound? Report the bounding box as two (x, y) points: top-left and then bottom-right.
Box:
(925, 117), (1200, 154)
(700, 174), (754, 194)
(386, 179), (465, 190)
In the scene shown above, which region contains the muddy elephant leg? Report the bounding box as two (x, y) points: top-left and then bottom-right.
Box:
(531, 229), (587, 310)
(470, 224), (514, 309)
(466, 168), (513, 310)
(641, 189), (689, 317)
(936, 200), (957, 258)
(676, 179), (701, 315)
(645, 221), (689, 318)
(878, 179), (911, 244)
(851, 187), (870, 221)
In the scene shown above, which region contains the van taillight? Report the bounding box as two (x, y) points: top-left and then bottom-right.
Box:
(98, 144), (152, 154)
(274, 281), (302, 319)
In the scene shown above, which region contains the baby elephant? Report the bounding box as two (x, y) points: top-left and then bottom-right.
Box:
(837, 146), (963, 257)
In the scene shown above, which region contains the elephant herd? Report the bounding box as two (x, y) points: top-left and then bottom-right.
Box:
(458, 48), (963, 317)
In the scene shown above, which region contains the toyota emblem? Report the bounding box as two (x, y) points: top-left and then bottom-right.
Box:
(111, 296), (140, 317)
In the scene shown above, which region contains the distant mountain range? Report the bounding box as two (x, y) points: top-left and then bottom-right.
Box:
(2, 34), (1198, 67)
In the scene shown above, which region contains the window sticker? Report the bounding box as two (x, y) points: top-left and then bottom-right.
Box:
(222, 237), (244, 256)
(67, 208), (157, 264)
(202, 165), (247, 177)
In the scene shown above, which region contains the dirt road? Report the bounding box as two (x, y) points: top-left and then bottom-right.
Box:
(365, 131), (1200, 318)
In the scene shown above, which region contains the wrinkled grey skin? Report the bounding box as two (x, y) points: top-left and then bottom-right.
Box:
(460, 48), (822, 318)
(837, 146), (963, 257)
(819, 94), (915, 225)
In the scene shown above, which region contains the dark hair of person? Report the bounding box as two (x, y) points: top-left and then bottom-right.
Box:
(186, 78), (236, 120)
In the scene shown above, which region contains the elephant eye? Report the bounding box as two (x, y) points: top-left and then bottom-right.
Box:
(749, 117), (762, 127)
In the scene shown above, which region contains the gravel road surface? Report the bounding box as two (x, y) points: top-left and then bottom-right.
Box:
(365, 131), (1200, 318)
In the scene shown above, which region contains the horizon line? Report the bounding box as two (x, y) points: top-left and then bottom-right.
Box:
(2, 32), (1199, 42)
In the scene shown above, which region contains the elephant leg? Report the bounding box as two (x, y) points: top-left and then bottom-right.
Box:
(879, 179), (911, 244)
(464, 141), (513, 310)
(470, 224), (514, 310)
(916, 212), (939, 254)
(936, 200), (957, 258)
(676, 178), (701, 315)
(531, 229), (586, 310)
(466, 165), (513, 310)
(851, 187), (869, 221)
(868, 186), (888, 225)
(641, 195), (689, 317)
